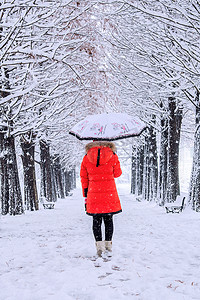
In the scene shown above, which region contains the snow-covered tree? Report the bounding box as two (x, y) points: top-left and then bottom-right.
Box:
(0, 0), (116, 213)
(96, 0), (199, 205)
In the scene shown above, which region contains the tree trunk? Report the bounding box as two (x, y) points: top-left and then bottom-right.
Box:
(137, 144), (144, 196)
(72, 167), (76, 189)
(68, 170), (73, 191)
(53, 155), (65, 198)
(0, 132), (9, 215)
(143, 135), (150, 200)
(21, 140), (39, 211)
(64, 170), (70, 196)
(132, 144), (145, 197)
(40, 140), (57, 202)
(64, 169), (75, 196)
(142, 125), (158, 202)
(189, 91), (200, 210)
(167, 97), (183, 202)
(159, 116), (168, 205)
(131, 146), (136, 194)
(51, 160), (57, 201)
(148, 120), (158, 201)
(0, 133), (23, 215)
(189, 126), (200, 210)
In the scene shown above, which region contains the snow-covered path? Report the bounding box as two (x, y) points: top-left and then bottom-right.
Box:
(1, 184), (200, 300)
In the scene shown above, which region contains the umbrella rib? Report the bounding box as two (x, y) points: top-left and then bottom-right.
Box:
(69, 126), (148, 141)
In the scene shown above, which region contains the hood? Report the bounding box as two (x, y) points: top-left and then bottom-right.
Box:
(85, 141), (116, 166)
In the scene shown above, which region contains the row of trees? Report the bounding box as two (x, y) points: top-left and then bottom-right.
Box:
(100, 0), (199, 209)
(1, 132), (77, 215)
(1, 0), (200, 214)
(0, 0), (106, 215)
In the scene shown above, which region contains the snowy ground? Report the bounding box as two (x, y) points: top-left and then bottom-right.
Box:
(1, 184), (200, 300)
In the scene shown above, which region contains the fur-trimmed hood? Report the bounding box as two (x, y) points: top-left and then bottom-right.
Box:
(85, 141), (116, 153)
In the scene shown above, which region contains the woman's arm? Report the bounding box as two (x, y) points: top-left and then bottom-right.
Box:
(80, 156), (89, 197)
(113, 154), (122, 178)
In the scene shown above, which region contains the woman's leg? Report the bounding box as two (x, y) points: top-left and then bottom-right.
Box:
(103, 215), (114, 241)
(92, 215), (103, 241)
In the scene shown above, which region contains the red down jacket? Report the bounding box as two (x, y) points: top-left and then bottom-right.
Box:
(80, 141), (122, 215)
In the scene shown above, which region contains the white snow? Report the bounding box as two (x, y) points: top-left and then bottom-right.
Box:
(1, 184), (200, 300)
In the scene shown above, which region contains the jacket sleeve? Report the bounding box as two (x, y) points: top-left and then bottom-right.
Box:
(113, 154), (122, 178)
(80, 156), (89, 197)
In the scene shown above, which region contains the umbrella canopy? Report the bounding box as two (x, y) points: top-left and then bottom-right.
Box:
(69, 112), (147, 141)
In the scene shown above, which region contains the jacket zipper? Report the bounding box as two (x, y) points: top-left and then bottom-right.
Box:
(96, 148), (100, 167)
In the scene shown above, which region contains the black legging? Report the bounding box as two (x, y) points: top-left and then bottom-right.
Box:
(92, 215), (114, 241)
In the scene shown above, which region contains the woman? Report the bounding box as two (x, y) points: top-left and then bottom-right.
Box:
(80, 141), (122, 256)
